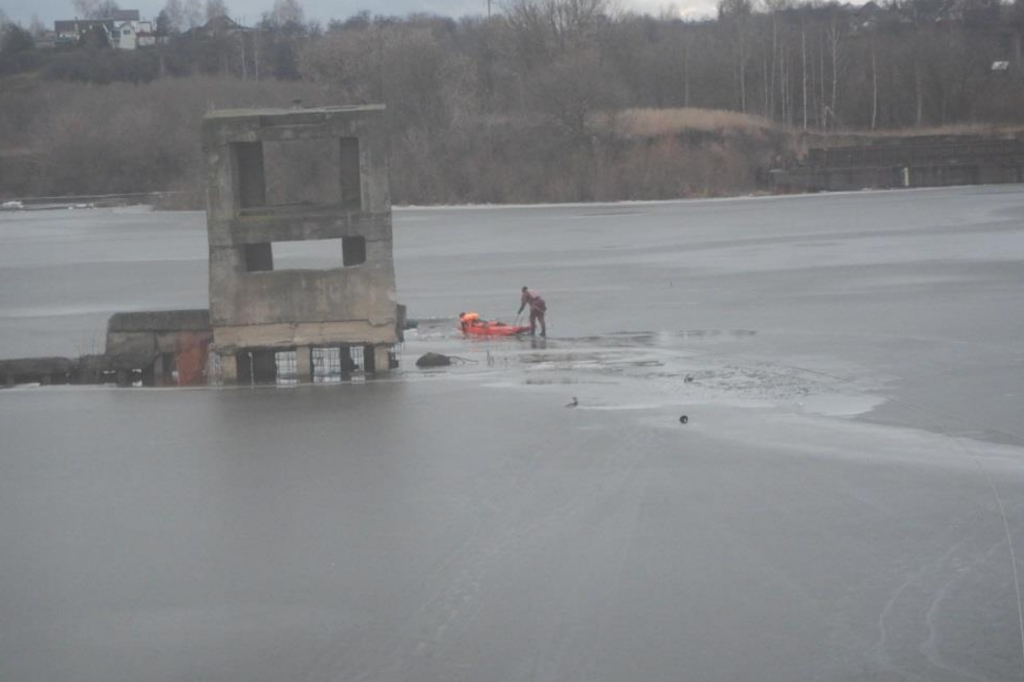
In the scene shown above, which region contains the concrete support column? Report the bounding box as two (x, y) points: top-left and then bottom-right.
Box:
(373, 345), (391, 376)
(153, 354), (166, 386)
(362, 345), (375, 374)
(338, 346), (355, 379)
(219, 353), (238, 384)
(295, 346), (312, 383)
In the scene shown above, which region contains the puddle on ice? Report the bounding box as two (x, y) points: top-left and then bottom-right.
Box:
(601, 329), (757, 347)
(797, 392), (885, 417)
(405, 324), (884, 419)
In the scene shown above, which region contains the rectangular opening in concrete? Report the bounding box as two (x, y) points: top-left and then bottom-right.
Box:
(275, 349), (298, 385)
(234, 142), (266, 209)
(270, 239), (342, 270)
(342, 236), (366, 266)
(311, 345), (366, 382)
(236, 349), (278, 384)
(345, 345), (366, 381)
(245, 243), (273, 272)
(312, 347), (341, 383)
(340, 137), (361, 210)
(264, 238), (366, 270)
(263, 138), (342, 208)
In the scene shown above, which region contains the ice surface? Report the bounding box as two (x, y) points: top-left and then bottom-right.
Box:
(2, 187), (1024, 681)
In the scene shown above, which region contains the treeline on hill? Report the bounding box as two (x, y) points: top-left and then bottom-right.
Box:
(1, 0), (1023, 204)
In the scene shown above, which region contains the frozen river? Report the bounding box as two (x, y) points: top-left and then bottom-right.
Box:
(2, 186), (1024, 681)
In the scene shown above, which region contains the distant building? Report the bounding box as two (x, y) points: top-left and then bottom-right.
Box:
(51, 9), (162, 49)
(54, 18), (114, 45)
(32, 31), (59, 49)
(111, 19), (157, 49)
(188, 15), (253, 38)
(851, 1), (884, 30)
(110, 9), (141, 22)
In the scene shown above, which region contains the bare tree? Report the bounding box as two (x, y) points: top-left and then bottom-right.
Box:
(822, 8), (846, 129)
(801, 22), (807, 129)
(504, 0), (609, 60)
(266, 0), (305, 27)
(29, 15), (46, 36)
(718, 0), (752, 112)
(183, 0), (203, 28)
(870, 36), (878, 129)
(528, 47), (626, 141)
(161, 0), (185, 32)
(73, 0), (121, 19)
(205, 0), (229, 21)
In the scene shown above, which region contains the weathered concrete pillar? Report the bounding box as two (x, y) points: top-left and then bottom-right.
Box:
(204, 108), (400, 374)
(115, 369), (132, 387)
(362, 344), (375, 375)
(339, 346), (355, 379)
(295, 346), (312, 383)
(373, 345), (391, 376)
(219, 353), (238, 384)
(153, 354), (166, 386)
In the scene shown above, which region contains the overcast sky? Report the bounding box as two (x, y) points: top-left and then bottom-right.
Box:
(2, 0), (717, 30)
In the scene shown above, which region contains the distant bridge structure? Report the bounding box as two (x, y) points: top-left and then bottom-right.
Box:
(772, 138), (1024, 192)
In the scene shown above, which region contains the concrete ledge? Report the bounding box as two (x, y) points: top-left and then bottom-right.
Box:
(203, 104), (385, 123)
(213, 321), (398, 353)
(106, 309), (211, 333)
(209, 266), (397, 329)
(216, 210), (391, 246)
(0, 354), (112, 385)
(202, 106), (387, 147)
(0, 356), (76, 375)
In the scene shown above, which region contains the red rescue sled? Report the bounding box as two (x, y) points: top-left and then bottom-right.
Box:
(460, 320), (531, 337)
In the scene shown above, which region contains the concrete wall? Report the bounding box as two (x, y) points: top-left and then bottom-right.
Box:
(104, 309), (213, 386)
(105, 310), (211, 361)
(0, 357), (77, 386)
(773, 163), (1023, 193)
(203, 106), (399, 357)
(774, 140), (1024, 193)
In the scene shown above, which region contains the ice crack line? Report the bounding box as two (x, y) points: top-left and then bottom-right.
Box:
(781, 360), (1024, 681)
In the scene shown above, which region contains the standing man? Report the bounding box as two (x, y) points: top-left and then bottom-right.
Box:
(518, 286), (547, 337)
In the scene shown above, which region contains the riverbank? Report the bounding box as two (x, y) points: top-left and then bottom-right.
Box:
(4, 73), (1022, 207)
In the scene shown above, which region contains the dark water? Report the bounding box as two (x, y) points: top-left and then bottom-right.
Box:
(2, 187), (1024, 681)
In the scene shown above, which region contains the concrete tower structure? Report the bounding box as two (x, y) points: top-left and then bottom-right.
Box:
(202, 105), (399, 383)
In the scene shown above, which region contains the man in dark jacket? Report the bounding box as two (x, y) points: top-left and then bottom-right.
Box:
(518, 286), (547, 337)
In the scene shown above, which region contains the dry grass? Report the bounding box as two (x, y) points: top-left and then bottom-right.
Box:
(612, 107), (777, 138)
